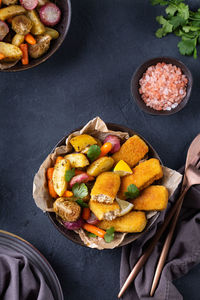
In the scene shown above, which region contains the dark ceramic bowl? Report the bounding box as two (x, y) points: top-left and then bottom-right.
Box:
(47, 123), (162, 248)
(2, 0), (71, 72)
(131, 57), (193, 116)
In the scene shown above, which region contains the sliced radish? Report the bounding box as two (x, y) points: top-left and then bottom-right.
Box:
(104, 135), (121, 153)
(69, 173), (90, 188)
(87, 213), (99, 225)
(0, 21), (9, 41)
(20, 0), (38, 10)
(39, 3), (61, 26)
(63, 218), (84, 230)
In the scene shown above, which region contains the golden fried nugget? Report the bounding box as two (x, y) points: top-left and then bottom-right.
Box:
(91, 172), (120, 204)
(118, 158), (163, 199)
(98, 211), (147, 233)
(89, 200), (120, 220)
(131, 185), (168, 211)
(112, 135), (149, 167)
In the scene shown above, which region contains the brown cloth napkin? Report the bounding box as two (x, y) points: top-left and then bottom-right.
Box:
(0, 247), (54, 300)
(120, 168), (200, 300)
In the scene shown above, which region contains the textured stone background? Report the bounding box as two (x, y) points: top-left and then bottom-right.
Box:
(0, 0), (199, 299)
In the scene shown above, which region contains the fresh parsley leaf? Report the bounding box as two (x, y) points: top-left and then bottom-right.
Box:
(156, 16), (173, 37)
(177, 3), (189, 20)
(72, 183), (88, 198)
(125, 184), (139, 199)
(169, 16), (186, 29)
(88, 232), (97, 238)
(76, 199), (89, 208)
(151, 0), (168, 6)
(65, 168), (75, 182)
(177, 38), (197, 55)
(87, 145), (101, 161)
(104, 227), (115, 243)
(166, 5), (177, 16)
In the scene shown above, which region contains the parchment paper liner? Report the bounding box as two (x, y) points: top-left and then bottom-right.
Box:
(33, 117), (182, 249)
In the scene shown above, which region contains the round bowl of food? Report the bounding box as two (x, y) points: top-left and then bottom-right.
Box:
(33, 117), (179, 250)
(0, 0), (71, 71)
(131, 57), (193, 115)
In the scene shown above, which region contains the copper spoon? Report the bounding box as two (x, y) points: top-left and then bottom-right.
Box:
(118, 134), (200, 299)
(150, 134), (200, 296)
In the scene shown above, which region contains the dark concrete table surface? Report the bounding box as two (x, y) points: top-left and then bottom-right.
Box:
(0, 0), (200, 299)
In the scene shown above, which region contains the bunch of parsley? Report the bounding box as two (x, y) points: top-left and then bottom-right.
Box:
(151, 0), (200, 58)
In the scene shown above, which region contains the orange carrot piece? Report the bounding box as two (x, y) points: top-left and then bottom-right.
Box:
(82, 207), (90, 220)
(48, 180), (57, 198)
(25, 33), (36, 45)
(47, 167), (54, 180)
(75, 170), (85, 175)
(20, 43), (29, 65)
(7, 18), (13, 24)
(56, 156), (64, 164)
(83, 223), (106, 238)
(0, 0), (2, 8)
(63, 190), (73, 198)
(99, 142), (112, 157)
(87, 175), (95, 181)
(0, 53), (5, 60)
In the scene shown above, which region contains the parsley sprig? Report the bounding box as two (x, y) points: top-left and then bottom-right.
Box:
(151, 0), (200, 58)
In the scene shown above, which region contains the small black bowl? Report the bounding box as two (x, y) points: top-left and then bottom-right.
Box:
(1, 0), (71, 72)
(131, 57), (193, 116)
(46, 123), (162, 248)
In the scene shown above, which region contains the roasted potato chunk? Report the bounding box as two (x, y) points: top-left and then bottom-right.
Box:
(112, 135), (149, 167)
(27, 10), (45, 35)
(12, 15), (32, 35)
(28, 34), (51, 59)
(0, 5), (26, 21)
(64, 153), (89, 168)
(0, 42), (22, 61)
(12, 33), (24, 47)
(118, 158), (163, 199)
(53, 197), (81, 222)
(87, 156), (114, 177)
(99, 211), (147, 233)
(91, 172), (120, 203)
(70, 134), (97, 152)
(131, 185), (168, 211)
(2, 0), (18, 5)
(52, 158), (70, 196)
(45, 27), (59, 39)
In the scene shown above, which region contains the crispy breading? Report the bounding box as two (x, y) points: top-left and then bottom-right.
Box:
(112, 135), (149, 167)
(118, 158), (163, 199)
(131, 185), (168, 211)
(91, 172), (120, 204)
(98, 211), (147, 233)
(89, 200), (120, 220)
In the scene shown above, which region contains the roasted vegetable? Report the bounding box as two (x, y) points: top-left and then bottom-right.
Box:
(70, 134), (97, 152)
(69, 173), (89, 188)
(12, 15), (32, 35)
(0, 5), (26, 21)
(20, 0), (38, 10)
(0, 21), (9, 41)
(37, 0), (48, 7)
(87, 156), (114, 177)
(63, 218), (84, 230)
(39, 3), (61, 26)
(64, 153), (89, 168)
(28, 33), (51, 58)
(12, 33), (24, 46)
(104, 135), (121, 153)
(2, 0), (18, 5)
(0, 41), (22, 61)
(45, 26), (59, 39)
(52, 158), (70, 196)
(53, 197), (81, 222)
(27, 9), (45, 35)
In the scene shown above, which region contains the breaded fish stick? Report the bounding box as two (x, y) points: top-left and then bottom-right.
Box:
(131, 185), (168, 211)
(118, 158), (163, 199)
(99, 211), (147, 233)
(89, 200), (120, 220)
(112, 135), (149, 167)
(91, 172), (120, 204)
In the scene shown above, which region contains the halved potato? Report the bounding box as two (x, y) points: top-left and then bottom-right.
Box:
(45, 27), (59, 39)
(87, 157), (114, 177)
(12, 34), (24, 47)
(0, 5), (25, 21)
(52, 158), (71, 196)
(64, 153), (89, 168)
(70, 134), (97, 152)
(28, 34), (51, 59)
(0, 42), (22, 62)
(26, 10), (45, 35)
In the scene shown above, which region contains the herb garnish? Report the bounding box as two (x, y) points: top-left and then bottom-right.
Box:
(87, 145), (101, 161)
(76, 199), (89, 208)
(151, 0), (200, 58)
(72, 183), (88, 198)
(104, 227), (115, 243)
(125, 184), (139, 199)
(65, 168), (75, 182)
